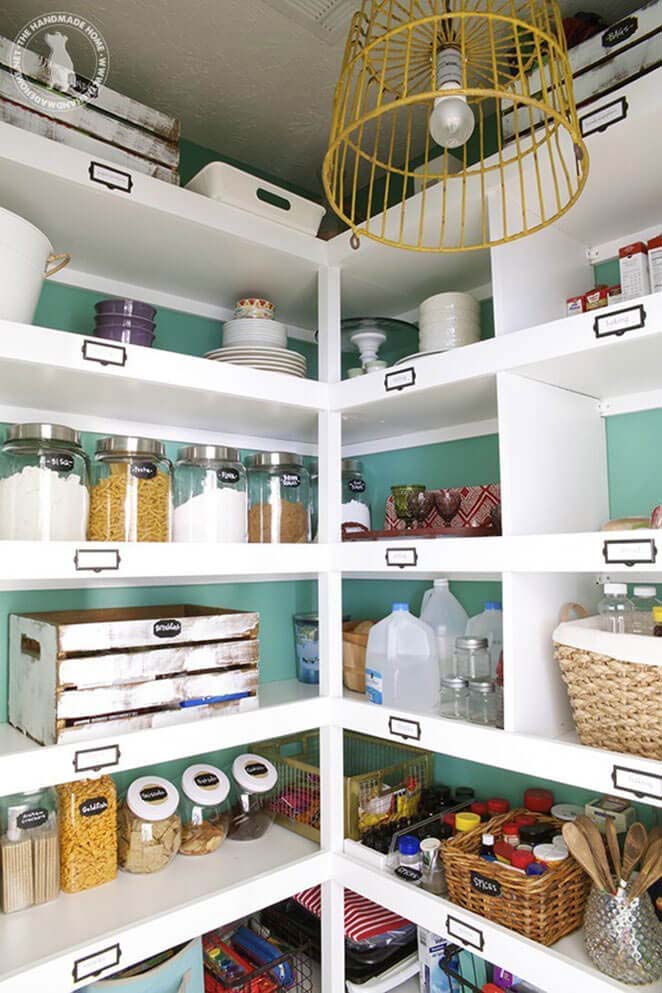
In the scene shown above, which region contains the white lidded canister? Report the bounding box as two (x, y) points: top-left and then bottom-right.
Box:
(0, 207), (70, 324)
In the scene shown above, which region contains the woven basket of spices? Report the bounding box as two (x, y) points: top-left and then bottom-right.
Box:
(442, 809), (591, 946)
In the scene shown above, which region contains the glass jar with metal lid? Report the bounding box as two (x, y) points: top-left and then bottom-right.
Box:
(173, 445), (247, 543)
(246, 452), (311, 543)
(0, 423), (89, 540)
(468, 678), (497, 726)
(453, 636), (490, 680)
(88, 436), (172, 542)
(440, 675), (469, 721)
(342, 458), (371, 532)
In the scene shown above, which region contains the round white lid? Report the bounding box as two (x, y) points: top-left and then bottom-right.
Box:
(604, 582), (627, 595)
(232, 753), (278, 794)
(182, 764), (230, 806)
(550, 803), (584, 822)
(127, 775), (179, 821)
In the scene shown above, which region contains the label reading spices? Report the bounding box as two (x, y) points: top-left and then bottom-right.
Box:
(281, 472), (301, 488)
(44, 453), (75, 473)
(194, 772), (219, 789)
(470, 871), (501, 897)
(217, 467), (240, 485)
(130, 462), (157, 480)
(245, 762), (268, 777)
(16, 807), (48, 829)
(153, 619), (182, 639)
(79, 796), (109, 817)
(348, 478), (366, 493)
(140, 785), (168, 804)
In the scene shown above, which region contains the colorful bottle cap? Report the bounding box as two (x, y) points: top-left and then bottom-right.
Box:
(470, 801), (488, 817)
(511, 850), (534, 871)
(526, 862), (547, 877)
(398, 834), (420, 856)
(525, 788), (554, 813)
(455, 812), (481, 833)
(487, 797), (510, 815)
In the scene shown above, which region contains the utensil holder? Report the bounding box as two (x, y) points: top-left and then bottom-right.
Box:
(584, 882), (662, 985)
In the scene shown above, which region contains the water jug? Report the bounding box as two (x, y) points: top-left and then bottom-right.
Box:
(465, 602), (503, 675)
(420, 579), (468, 675)
(365, 603), (439, 714)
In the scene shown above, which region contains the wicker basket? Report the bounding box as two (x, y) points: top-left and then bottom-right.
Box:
(342, 621), (373, 693)
(553, 613), (662, 760)
(442, 809), (591, 946)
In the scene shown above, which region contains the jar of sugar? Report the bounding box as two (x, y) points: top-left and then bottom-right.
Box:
(173, 445), (247, 542)
(342, 458), (371, 531)
(0, 423), (89, 540)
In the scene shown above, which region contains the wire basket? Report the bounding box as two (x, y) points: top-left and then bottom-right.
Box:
(254, 731), (432, 841)
(203, 913), (314, 993)
(439, 945), (487, 992)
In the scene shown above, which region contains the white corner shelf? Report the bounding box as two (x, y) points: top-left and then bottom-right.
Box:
(0, 828), (327, 993)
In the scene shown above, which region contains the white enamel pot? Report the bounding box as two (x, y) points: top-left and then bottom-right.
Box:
(0, 207), (70, 323)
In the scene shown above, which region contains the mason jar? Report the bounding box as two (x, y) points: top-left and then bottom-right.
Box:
(440, 675), (469, 721)
(342, 458), (371, 531)
(454, 636), (491, 679)
(246, 452), (311, 543)
(0, 423), (89, 540)
(173, 445), (247, 542)
(88, 436), (172, 542)
(179, 764), (231, 856)
(468, 678), (497, 726)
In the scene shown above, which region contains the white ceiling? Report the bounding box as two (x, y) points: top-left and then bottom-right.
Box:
(0, 0), (644, 195)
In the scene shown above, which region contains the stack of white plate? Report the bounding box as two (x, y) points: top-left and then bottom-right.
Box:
(204, 345), (307, 378)
(418, 292), (480, 352)
(223, 317), (287, 348)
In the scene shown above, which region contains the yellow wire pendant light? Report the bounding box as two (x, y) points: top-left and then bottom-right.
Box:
(323, 0), (589, 252)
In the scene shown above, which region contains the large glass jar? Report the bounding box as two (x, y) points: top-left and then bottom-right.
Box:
(118, 776), (181, 873)
(173, 445), (247, 542)
(227, 753), (278, 841)
(0, 787), (59, 912)
(88, 436), (172, 542)
(454, 637), (490, 679)
(441, 675), (469, 721)
(0, 423), (89, 540)
(468, 678), (497, 726)
(246, 453), (311, 543)
(342, 459), (371, 531)
(179, 764), (231, 856)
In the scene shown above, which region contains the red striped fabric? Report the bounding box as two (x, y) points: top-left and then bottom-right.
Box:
(294, 885), (412, 943)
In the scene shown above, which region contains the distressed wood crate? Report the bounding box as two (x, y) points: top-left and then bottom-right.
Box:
(9, 605), (259, 746)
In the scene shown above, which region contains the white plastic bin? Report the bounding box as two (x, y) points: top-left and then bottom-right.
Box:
(0, 207), (69, 324)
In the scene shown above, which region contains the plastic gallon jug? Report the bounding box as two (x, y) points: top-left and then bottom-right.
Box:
(365, 603), (439, 714)
(420, 579), (468, 675)
(465, 602), (503, 675)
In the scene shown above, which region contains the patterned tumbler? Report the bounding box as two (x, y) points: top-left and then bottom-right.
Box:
(584, 882), (662, 985)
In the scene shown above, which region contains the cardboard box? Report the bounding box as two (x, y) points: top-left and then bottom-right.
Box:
(619, 241), (651, 299)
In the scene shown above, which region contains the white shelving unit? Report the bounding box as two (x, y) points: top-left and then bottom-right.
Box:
(0, 63), (661, 993)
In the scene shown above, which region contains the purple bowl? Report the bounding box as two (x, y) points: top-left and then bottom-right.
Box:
(95, 325), (155, 347)
(95, 298), (156, 320)
(95, 314), (156, 332)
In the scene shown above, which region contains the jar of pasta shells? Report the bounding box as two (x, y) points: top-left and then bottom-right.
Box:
(57, 776), (117, 893)
(179, 763), (230, 856)
(118, 776), (181, 873)
(88, 436), (172, 542)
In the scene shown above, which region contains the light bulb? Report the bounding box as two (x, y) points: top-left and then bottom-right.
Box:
(429, 46), (475, 149)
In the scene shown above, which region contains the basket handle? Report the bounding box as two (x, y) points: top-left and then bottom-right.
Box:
(44, 252), (71, 278)
(559, 602), (589, 622)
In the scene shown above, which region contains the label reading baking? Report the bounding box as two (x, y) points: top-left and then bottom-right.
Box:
(130, 462), (157, 480)
(602, 15), (637, 47)
(82, 338), (127, 367)
(388, 716), (421, 741)
(348, 478), (366, 493)
(17, 807), (48, 830)
(218, 467), (240, 485)
(89, 160), (133, 193)
(581, 97), (628, 138)
(245, 762), (268, 777)
(603, 538), (657, 566)
(79, 796), (109, 817)
(153, 619), (182, 639)
(73, 944), (121, 983)
(194, 772), (220, 789)
(386, 547), (418, 568)
(384, 367), (416, 392)
(446, 915), (485, 952)
(612, 765), (662, 801)
(44, 453), (75, 473)
(74, 549), (121, 573)
(594, 304), (645, 338)
(470, 871), (501, 898)
(280, 472), (301, 488)
(140, 785), (168, 804)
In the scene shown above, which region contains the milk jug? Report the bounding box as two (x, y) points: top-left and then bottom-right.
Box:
(365, 603), (439, 714)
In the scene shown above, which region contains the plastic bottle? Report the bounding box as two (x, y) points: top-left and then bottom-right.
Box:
(598, 583), (634, 633)
(420, 579), (468, 675)
(364, 604), (440, 714)
(630, 586), (661, 636)
(465, 601), (503, 674)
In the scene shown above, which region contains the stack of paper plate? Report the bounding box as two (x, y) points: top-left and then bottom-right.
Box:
(204, 346), (307, 378)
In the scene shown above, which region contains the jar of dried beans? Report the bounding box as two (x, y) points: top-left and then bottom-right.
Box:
(88, 436), (172, 542)
(57, 776), (117, 893)
(246, 452), (311, 543)
(179, 764), (230, 856)
(118, 776), (181, 873)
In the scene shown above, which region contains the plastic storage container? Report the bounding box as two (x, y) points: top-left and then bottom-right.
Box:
(294, 612), (319, 684)
(342, 459), (371, 531)
(465, 602), (503, 675)
(365, 603), (440, 714)
(57, 776), (117, 893)
(0, 787), (59, 912)
(0, 423), (89, 540)
(88, 436), (172, 542)
(173, 445), (247, 542)
(453, 636), (490, 680)
(598, 583), (634, 634)
(179, 764), (230, 856)
(228, 753), (278, 840)
(630, 586), (660, 636)
(420, 579), (468, 674)
(118, 776), (181, 873)
(85, 938), (204, 993)
(246, 452), (311, 543)
(440, 675), (469, 720)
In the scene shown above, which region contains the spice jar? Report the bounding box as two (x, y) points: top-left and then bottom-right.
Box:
(342, 459), (371, 531)
(173, 446), (247, 543)
(0, 787), (59, 912)
(246, 453), (311, 543)
(88, 436), (172, 542)
(118, 776), (181, 873)
(228, 753), (278, 841)
(0, 423), (89, 540)
(468, 678), (497, 726)
(454, 637), (490, 679)
(441, 675), (469, 720)
(179, 764), (230, 856)
(57, 776), (117, 893)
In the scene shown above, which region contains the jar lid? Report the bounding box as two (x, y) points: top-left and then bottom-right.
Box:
(181, 764), (230, 807)
(633, 586), (657, 597)
(654, 607), (662, 622)
(524, 788), (554, 813)
(341, 459), (363, 472)
(245, 452), (304, 468)
(232, 753), (278, 794)
(177, 445), (240, 463)
(468, 678), (494, 693)
(487, 797), (510, 814)
(456, 636), (488, 650)
(502, 822), (521, 836)
(96, 436), (165, 457)
(550, 803), (583, 822)
(441, 675), (468, 688)
(526, 862), (547, 876)
(5, 422), (81, 446)
(604, 582), (627, 595)
(127, 776), (179, 821)
(398, 834), (420, 855)
(455, 812), (481, 833)
(420, 837), (441, 852)
(511, 850), (534, 870)
(533, 844), (567, 863)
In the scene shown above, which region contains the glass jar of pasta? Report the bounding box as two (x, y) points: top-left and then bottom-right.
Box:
(88, 436), (172, 542)
(57, 776), (117, 893)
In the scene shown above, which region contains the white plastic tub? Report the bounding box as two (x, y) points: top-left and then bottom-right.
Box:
(0, 207), (70, 324)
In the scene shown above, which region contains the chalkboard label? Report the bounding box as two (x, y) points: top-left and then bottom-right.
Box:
(394, 865), (422, 884)
(218, 467), (240, 485)
(246, 762), (269, 777)
(79, 797), (109, 817)
(44, 453), (75, 473)
(194, 772), (220, 789)
(348, 478), (366, 493)
(17, 807), (48, 830)
(153, 619), (182, 639)
(281, 472), (301, 488)
(602, 16), (637, 48)
(140, 785), (168, 804)
(131, 462), (157, 480)
(471, 871), (501, 897)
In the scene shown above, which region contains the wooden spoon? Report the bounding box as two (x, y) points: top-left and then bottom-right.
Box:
(563, 822), (612, 892)
(605, 817), (622, 885)
(622, 822), (648, 882)
(629, 838), (662, 901)
(575, 815), (616, 893)
(647, 825), (662, 847)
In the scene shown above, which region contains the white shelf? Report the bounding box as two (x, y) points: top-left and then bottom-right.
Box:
(0, 827), (327, 993)
(0, 681), (325, 795)
(334, 855), (662, 993)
